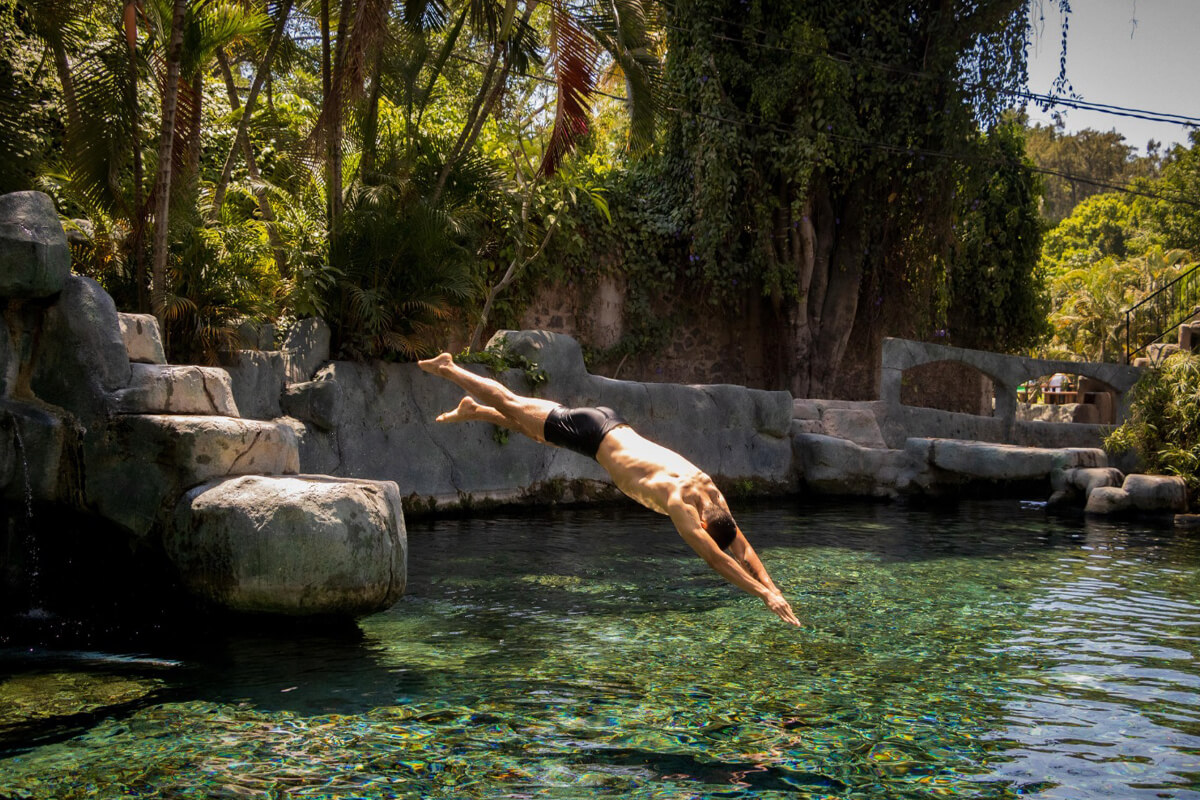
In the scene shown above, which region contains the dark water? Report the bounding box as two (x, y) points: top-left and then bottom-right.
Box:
(3, 500), (1200, 799)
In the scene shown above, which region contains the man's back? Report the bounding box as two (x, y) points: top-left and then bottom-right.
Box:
(596, 425), (719, 517)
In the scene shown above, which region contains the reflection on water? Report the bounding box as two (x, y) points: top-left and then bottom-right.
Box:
(3, 501), (1200, 798)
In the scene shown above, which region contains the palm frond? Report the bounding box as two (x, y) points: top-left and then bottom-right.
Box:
(540, 4), (599, 176)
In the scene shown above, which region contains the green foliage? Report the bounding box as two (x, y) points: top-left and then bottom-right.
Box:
(1039, 192), (1144, 275)
(1025, 119), (1162, 224)
(1047, 247), (1193, 362)
(454, 335), (547, 389)
(1107, 353), (1200, 493)
(948, 121), (1050, 352)
(162, 203), (281, 364)
(327, 143), (496, 359)
(1151, 131), (1200, 255)
(0, 7), (60, 193)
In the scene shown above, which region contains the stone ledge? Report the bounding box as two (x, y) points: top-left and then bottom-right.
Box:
(112, 364), (239, 416)
(83, 415), (300, 537)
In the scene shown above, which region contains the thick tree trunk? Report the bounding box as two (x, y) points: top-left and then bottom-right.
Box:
(807, 179), (869, 398)
(150, 0), (188, 326)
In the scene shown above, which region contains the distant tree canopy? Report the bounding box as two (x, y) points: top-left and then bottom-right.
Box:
(1025, 118), (1162, 224)
(1038, 131), (1200, 362)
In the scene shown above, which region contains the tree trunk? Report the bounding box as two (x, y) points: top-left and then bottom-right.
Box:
(209, 0), (294, 221)
(806, 178), (869, 398)
(49, 37), (81, 134)
(124, 9), (147, 312)
(150, 0), (188, 326)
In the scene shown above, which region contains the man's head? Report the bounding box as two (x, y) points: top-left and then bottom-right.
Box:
(702, 506), (738, 551)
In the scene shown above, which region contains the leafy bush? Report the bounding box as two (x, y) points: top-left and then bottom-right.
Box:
(1106, 352), (1200, 494)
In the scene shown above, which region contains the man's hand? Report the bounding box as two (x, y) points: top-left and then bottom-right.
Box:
(764, 591), (800, 627)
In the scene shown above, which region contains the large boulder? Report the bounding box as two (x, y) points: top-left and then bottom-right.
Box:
(83, 415), (300, 537)
(0, 191), (71, 299)
(167, 475), (406, 616)
(31, 276), (130, 420)
(922, 439), (1105, 480)
(112, 364), (239, 415)
(1122, 474), (1188, 513)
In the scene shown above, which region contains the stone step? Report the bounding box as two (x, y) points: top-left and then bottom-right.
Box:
(117, 313), (166, 364)
(112, 363), (239, 416)
(83, 414), (300, 538)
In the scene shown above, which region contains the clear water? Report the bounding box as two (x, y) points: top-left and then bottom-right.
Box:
(3, 500), (1200, 799)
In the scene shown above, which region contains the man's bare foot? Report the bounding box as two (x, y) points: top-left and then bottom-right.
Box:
(417, 352), (454, 375)
(435, 396), (482, 423)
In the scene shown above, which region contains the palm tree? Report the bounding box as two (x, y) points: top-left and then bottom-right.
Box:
(150, 0), (187, 323)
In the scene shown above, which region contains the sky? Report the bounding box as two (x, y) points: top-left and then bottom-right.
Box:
(1024, 0), (1200, 153)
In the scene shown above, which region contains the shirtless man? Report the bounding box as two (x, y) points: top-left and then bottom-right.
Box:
(418, 353), (801, 626)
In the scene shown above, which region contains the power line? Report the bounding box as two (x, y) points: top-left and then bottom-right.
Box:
(685, 16), (1200, 130)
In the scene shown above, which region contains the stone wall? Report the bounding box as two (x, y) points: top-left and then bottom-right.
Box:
(518, 277), (778, 388)
(287, 331), (797, 509)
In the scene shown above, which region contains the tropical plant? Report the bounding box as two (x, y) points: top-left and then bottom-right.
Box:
(1048, 247), (1193, 361)
(1107, 352), (1200, 496)
(948, 120), (1050, 353)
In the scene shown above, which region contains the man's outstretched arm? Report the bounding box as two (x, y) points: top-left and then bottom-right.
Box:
(668, 502), (800, 626)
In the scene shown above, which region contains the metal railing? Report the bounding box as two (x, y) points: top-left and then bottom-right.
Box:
(1123, 262), (1200, 363)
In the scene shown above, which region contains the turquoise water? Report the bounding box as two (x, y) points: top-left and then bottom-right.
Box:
(3, 500), (1200, 798)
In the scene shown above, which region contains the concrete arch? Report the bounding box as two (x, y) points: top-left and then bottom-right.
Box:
(880, 338), (1144, 432)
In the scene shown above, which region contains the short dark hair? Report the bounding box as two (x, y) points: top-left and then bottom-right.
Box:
(703, 507), (738, 551)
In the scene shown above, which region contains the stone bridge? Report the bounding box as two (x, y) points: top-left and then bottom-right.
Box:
(880, 338), (1144, 436)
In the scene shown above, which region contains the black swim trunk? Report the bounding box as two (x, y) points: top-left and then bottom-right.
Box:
(543, 406), (628, 459)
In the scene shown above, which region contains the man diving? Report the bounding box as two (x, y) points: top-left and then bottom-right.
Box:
(418, 353), (801, 627)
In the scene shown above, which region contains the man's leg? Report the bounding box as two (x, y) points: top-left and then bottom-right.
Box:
(418, 353), (559, 442)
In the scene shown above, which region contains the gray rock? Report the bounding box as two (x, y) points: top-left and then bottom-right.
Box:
(924, 439), (1104, 480)
(300, 334), (796, 509)
(282, 378), (342, 431)
(1122, 473), (1188, 513)
(820, 407), (887, 448)
(1086, 486), (1132, 514)
(1050, 466), (1125, 506)
(83, 414), (300, 537)
(112, 364), (239, 415)
(283, 318), (331, 383)
(31, 276), (130, 420)
(235, 319), (276, 350)
(0, 398), (71, 504)
(118, 313), (166, 364)
(0, 191), (71, 298)
(223, 349), (285, 420)
(793, 433), (909, 497)
(488, 329), (588, 381)
(792, 399), (821, 420)
(167, 474), (405, 616)
(1174, 514), (1200, 529)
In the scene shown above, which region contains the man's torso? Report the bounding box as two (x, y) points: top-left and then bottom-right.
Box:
(596, 426), (718, 517)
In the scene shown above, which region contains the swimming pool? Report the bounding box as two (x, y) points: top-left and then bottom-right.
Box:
(3, 500), (1200, 798)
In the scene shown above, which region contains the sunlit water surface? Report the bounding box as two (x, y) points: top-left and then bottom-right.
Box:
(3, 501), (1200, 799)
